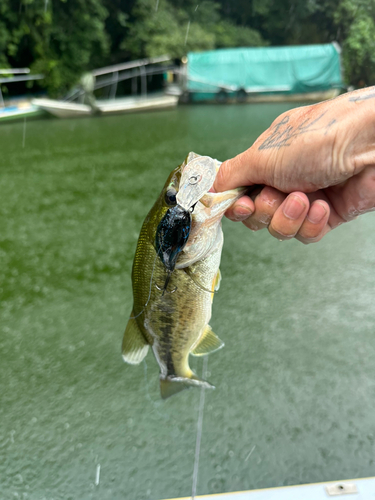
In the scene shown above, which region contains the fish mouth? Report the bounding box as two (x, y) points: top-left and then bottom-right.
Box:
(155, 205), (191, 273)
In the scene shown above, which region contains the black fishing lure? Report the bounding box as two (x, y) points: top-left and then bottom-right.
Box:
(155, 205), (191, 273)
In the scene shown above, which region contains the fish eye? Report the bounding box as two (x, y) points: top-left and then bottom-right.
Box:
(164, 188), (177, 206)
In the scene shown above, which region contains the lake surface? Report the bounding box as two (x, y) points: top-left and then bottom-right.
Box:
(1, 104), (375, 500)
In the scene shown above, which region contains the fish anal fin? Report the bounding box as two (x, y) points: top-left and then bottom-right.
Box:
(160, 376), (214, 399)
(122, 313), (149, 365)
(191, 325), (224, 356)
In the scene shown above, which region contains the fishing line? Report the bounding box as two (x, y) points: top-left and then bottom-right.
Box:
(191, 356), (208, 500)
(185, 268), (217, 295)
(142, 359), (170, 421)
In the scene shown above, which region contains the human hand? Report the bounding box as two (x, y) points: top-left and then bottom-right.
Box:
(214, 86), (375, 243)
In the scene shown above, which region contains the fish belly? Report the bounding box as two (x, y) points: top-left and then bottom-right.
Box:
(146, 244), (220, 380)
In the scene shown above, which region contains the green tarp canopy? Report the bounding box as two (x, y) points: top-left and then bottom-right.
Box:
(186, 44), (342, 94)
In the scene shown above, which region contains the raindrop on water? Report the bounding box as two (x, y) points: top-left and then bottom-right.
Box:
(184, 20), (191, 46)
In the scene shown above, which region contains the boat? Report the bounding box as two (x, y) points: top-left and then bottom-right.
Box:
(32, 56), (178, 119)
(31, 98), (92, 118)
(0, 69), (45, 122)
(0, 101), (44, 122)
(96, 94), (178, 115)
(179, 43), (343, 104)
(163, 476), (375, 499)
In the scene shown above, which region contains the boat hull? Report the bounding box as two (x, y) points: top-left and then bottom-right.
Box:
(0, 104), (44, 122)
(95, 94), (178, 115)
(32, 94), (178, 119)
(32, 98), (92, 118)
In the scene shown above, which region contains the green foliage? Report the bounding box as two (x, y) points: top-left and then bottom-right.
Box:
(121, 0), (265, 59)
(213, 21), (267, 48)
(216, 0), (375, 85)
(334, 0), (375, 85)
(122, 0), (215, 58)
(0, 0), (109, 96)
(0, 0), (373, 94)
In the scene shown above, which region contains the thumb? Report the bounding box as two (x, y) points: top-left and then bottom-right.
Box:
(214, 151), (258, 193)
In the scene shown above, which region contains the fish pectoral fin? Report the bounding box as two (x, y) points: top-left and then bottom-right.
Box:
(191, 325), (224, 356)
(214, 269), (221, 291)
(122, 313), (149, 365)
(160, 376), (214, 399)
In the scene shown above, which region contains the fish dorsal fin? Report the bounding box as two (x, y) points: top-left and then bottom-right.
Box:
(122, 313), (149, 365)
(191, 325), (224, 356)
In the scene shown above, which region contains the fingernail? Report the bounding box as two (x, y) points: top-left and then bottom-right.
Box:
(283, 195), (306, 220)
(307, 202), (327, 224)
(233, 205), (253, 221)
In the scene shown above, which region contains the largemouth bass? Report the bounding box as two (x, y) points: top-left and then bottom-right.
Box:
(122, 152), (245, 399)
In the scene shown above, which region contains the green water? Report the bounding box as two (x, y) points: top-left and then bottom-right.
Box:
(1, 105), (375, 500)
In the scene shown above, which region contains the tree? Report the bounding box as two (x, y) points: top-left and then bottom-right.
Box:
(0, 0), (374, 95)
(217, 0), (375, 85)
(0, 0), (109, 96)
(121, 0), (265, 60)
(334, 0), (375, 85)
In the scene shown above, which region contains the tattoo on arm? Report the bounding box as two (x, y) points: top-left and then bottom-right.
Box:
(348, 88), (375, 102)
(258, 111), (336, 150)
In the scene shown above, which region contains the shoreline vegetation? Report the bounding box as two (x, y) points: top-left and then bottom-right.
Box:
(0, 0), (374, 98)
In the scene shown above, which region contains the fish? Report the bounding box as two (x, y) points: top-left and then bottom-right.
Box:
(122, 152), (245, 399)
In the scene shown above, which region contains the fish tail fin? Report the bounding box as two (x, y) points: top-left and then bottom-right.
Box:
(160, 375), (215, 400)
(160, 378), (189, 399)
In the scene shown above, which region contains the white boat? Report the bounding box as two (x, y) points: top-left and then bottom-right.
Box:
(32, 98), (92, 118)
(32, 56), (178, 119)
(0, 68), (45, 123)
(32, 93), (178, 118)
(96, 94), (178, 115)
(164, 476), (375, 500)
